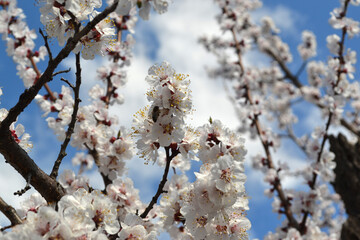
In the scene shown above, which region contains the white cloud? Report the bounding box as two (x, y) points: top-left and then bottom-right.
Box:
(143, 0), (240, 129)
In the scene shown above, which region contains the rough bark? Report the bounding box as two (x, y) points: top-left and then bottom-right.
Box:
(0, 130), (65, 203)
(329, 134), (360, 240)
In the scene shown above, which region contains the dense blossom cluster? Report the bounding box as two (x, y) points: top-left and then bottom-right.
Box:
(200, 0), (360, 238)
(131, 62), (250, 239)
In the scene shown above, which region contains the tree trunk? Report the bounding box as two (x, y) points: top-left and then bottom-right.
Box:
(329, 134), (360, 240)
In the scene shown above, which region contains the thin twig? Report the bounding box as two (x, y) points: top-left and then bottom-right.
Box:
(60, 77), (75, 89)
(14, 173), (31, 196)
(0, 197), (22, 226)
(53, 68), (71, 77)
(1, 225), (13, 232)
(295, 60), (308, 78)
(29, 54), (56, 101)
(265, 49), (303, 89)
(50, 53), (82, 179)
(39, 28), (53, 61)
(140, 147), (179, 218)
(84, 143), (112, 191)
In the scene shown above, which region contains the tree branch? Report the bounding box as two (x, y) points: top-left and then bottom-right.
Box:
(0, 130), (65, 203)
(39, 28), (53, 62)
(85, 144), (112, 192)
(140, 147), (179, 219)
(329, 134), (360, 240)
(299, 1), (350, 233)
(0, 196), (22, 226)
(226, 6), (300, 228)
(50, 53), (82, 179)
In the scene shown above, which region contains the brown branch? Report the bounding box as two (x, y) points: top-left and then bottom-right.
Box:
(50, 53), (82, 179)
(85, 144), (112, 191)
(0, 130), (65, 203)
(248, 88), (300, 229)
(0, 197), (22, 226)
(53, 68), (71, 77)
(39, 28), (53, 61)
(140, 147), (179, 219)
(29, 54), (56, 102)
(264, 49), (302, 89)
(299, 1), (350, 233)
(226, 8), (300, 228)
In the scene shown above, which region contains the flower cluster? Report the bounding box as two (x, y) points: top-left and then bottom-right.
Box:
(178, 120), (250, 239)
(39, 0), (171, 59)
(133, 61), (192, 162)
(131, 62), (251, 239)
(4, 187), (150, 239)
(0, 0), (47, 87)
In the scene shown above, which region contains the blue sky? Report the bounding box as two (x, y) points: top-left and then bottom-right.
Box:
(0, 0), (359, 239)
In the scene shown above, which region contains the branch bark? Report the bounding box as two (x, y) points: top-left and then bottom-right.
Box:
(140, 147), (179, 219)
(50, 53), (82, 179)
(329, 134), (360, 240)
(0, 130), (65, 203)
(0, 197), (22, 227)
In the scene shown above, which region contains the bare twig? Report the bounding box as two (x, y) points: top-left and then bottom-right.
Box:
(53, 68), (71, 77)
(29, 54), (56, 102)
(14, 173), (31, 196)
(230, 27), (245, 77)
(265, 49), (303, 89)
(50, 53), (82, 179)
(140, 147), (179, 219)
(295, 60), (308, 78)
(0, 197), (22, 226)
(60, 77), (75, 89)
(104, 75), (115, 108)
(1, 225), (13, 232)
(39, 28), (53, 61)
